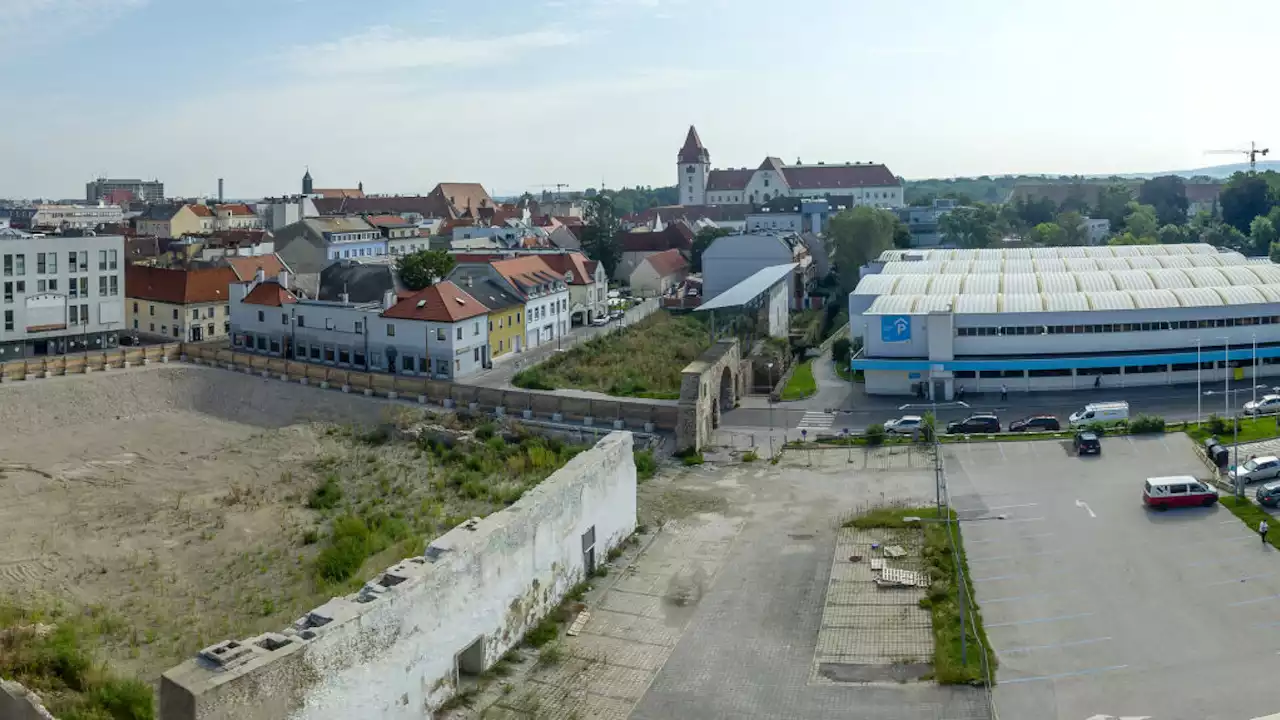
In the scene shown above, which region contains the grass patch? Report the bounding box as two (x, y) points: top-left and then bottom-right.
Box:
(741, 450), (759, 462)
(779, 359), (816, 401)
(633, 449), (656, 480)
(1219, 496), (1278, 549)
(1188, 415), (1280, 445)
(846, 506), (996, 686)
(680, 452), (704, 466)
(0, 604), (154, 719)
(512, 312), (710, 398)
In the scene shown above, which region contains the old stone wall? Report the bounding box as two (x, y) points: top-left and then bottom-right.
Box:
(159, 432), (638, 720)
(183, 344), (677, 433)
(0, 680), (55, 720)
(0, 342), (181, 381)
(676, 340), (742, 452)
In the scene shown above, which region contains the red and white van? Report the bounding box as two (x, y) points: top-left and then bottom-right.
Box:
(1143, 475), (1218, 510)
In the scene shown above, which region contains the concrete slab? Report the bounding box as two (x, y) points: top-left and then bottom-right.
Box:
(946, 434), (1280, 720)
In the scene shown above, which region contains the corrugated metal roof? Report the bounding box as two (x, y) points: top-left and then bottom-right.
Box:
(866, 294), (918, 314)
(943, 260), (972, 274)
(972, 260), (1002, 274)
(1218, 253), (1249, 266)
(1155, 255), (1192, 268)
(1039, 272), (1077, 294)
(1083, 247), (1117, 257)
(1074, 271), (1117, 292)
(1184, 267), (1228, 287)
(1044, 292), (1090, 312)
(1251, 266), (1280, 284)
(1006, 248), (1032, 259)
(1217, 286), (1266, 305)
(954, 294), (998, 313)
(1127, 257), (1161, 269)
(1255, 285), (1280, 302)
(1059, 246), (1088, 258)
(1002, 294), (1044, 312)
(894, 274), (931, 294)
(1029, 247), (1060, 259)
(1219, 266), (1261, 285)
(1148, 268), (1194, 289)
(928, 274), (964, 295)
(915, 294), (956, 313)
(852, 274), (898, 295)
(962, 274), (1000, 294)
(1089, 291), (1136, 310)
(1002, 274), (1038, 294)
(1094, 257), (1131, 271)
(1130, 288), (1179, 309)
(1032, 258), (1067, 273)
(1004, 260), (1034, 274)
(880, 243), (1231, 263)
(1065, 257), (1099, 272)
(1170, 287), (1224, 308)
(1112, 270), (1156, 291)
(1184, 255), (1219, 267)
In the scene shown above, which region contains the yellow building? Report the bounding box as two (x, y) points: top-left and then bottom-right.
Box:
(125, 264), (239, 342)
(468, 279), (525, 358)
(136, 204), (214, 239)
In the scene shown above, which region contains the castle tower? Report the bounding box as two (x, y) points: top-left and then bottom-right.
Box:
(677, 125), (709, 206)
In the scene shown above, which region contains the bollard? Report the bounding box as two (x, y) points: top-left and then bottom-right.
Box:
(613, 419), (625, 430)
(644, 422), (655, 433)
(388, 391), (398, 400)
(341, 385), (351, 393)
(319, 381), (329, 389)
(522, 409), (533, 420)
(552, 412), (563, 423)
(299, 377), (308, 385)
(418, 394), (427, 405)
(444, 399), (455, 409)
(279, 373), (288, 381)
(495, 407), (505, 418)
(364, 388), (373, 397)
(468, 402), (478, 412)
(583, 416), (594, 427)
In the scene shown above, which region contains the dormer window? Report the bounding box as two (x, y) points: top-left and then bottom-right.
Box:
(565, 271), (573, 283)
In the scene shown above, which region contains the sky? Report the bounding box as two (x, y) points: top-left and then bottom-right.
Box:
(3, 0), (1279, 200)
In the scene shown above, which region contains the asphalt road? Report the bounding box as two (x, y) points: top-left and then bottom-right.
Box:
(947, 435), (1280, 720)
(724, 375), (1279, 435)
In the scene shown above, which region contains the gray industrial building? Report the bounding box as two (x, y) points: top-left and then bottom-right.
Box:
(85, 177), (164, 203)
(0, 229), (126, 360)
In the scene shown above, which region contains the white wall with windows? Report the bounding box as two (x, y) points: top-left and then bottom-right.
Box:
(522, 288), (570, 349)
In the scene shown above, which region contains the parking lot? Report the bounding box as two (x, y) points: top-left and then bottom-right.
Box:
(946, 435), (1280, 720)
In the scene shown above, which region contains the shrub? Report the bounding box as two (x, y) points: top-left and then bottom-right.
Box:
(307, 475), (343, 510)
(742, 450), (759, 462)
(1128, 415), (1166, 434)
(681, 452), (705, 466)
(512, 369), (555, 391)
(358, 426), (391, 446)
(633, 449), (657, 480)
(832, 337), (852, 366)
(865, 423), (886, 446)
(474, 422), (496, 440)
(523, 616), (559, 647)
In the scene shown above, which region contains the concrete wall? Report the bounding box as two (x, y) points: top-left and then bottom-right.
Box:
(0, 680), (56, 720)
(160, 432), (638, 720)
(0, 342), (181, 381)
(676, 340), (742, 452)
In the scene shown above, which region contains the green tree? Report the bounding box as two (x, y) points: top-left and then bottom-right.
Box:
(395, 249), (455, 291)
(1270, 242), (1280, 264)
(892, 216), (913, 249)
(1013, 196), (1056, 227)
(829, 206), (897, 292)
(939, 203), (1000, 249)
(1157, 223), (1188, 245)
(1095, 184), (1135, 229)
(1059, 185), (1090, 214)
(581, 194), (622, 277)
(1055, 211), (1087, 245)
(1251, 216), (1278, 257)
(1138, 175), (1190, 226)
(1122, 202), (1159, 240)
(1108, 232), (1157, 246)
(1220, 172), (1276, 233)
(1200, 220), (1248, 251)
(690, 226), (731, 273)
(1030, 222), (1067, 246)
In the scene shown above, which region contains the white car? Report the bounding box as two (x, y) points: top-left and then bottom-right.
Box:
(883, 416), (924, 435)
(1231, 455), (1280, 484)
(591, 316), (610, 327)
(1243, 395), (1280, 416)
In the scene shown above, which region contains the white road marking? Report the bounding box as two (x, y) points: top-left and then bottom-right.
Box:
(795, 411), (834, 431)
(1075, 499), (1097, 518)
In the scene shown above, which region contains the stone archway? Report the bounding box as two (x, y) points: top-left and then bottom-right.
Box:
(676, 340), (742, 453)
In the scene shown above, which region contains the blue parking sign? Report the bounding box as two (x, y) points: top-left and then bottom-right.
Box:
(881, 315), (911, 343)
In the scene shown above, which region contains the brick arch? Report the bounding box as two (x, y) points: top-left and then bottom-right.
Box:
(676, 340), (743, 453)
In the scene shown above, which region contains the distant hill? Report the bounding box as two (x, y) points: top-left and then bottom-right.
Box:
(1117, 161), (1280, 180)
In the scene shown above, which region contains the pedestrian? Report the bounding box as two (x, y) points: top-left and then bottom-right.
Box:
(1094, 375), (1101, 389)
(1261, 519), (1270, 545)
(1000, 383), (1008, 402)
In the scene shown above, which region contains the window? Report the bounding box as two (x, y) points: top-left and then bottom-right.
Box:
(2, 310), (10, 331)
(456, 327), (463, 340)
(418, 357), (428, 373)
(67, 252), (76, 272)
(402, 355), (414, 371)
(224, 305), (230, 316)
(36, 254), (45, 274)
(353, 351), (366, 366)
(386, 323), (395, 336)
(14, 281), (22, 294)
(192, 308), (199, 320)
(173, 326), (181, 338)
(473, 347), (480, 362)
(473, 321), (479, 336)
(98, 250), (107, 270)
(256, 335), (267, 350)
(207, 323), (214, 337)
(517, 312), (521, 323)
(339, 349), (350, 364)
(489, 320), (493, 331)
(149, 304), (155, 316)
(98, 276), (107, 297)
(455, 359), (460, 372)
(13, 255), (23, 276)
(37, 280), (45, 293)
(257, 310), (264, 322)
(109, 249), (118, 270)
(47, 279), (56, 292)
(2, 282), (9, 303)
(324, 346), (335, 363)
(309, 345), (320, 360)
(150, 323), (155, 332)
(434, 327), (446, 342)
(109, 276), (118, 296)
(2, 255), (10, 277)
(46, 254), (55, 274)
(325, 317), (335, 330)
(355, 321), (363, 334)
(132, 301), (138, 313)
(69, 305), (79, 325)
(281, 313), (289, 325)
(297, 315), (305, 327)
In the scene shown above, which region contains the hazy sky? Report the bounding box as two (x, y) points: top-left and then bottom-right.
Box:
(3, 0), (1277, 199)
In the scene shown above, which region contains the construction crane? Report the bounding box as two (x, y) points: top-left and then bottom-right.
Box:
(1205, 141), (1270, 173)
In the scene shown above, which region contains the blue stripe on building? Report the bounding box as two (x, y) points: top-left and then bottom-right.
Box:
(853, 345), (1280, 372)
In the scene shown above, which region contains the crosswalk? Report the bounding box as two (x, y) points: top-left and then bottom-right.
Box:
(796, 411), (835, 432)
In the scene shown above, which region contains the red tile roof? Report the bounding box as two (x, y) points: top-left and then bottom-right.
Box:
(186, 203), (214, 217)
(489, 256), (562, 297)
(678, 125), (709, 164)
(216, 203), (255, 216)
(782, 163), (899, 189)
(641, 249), (688, 278)
(223, 254), (289, 283)
(538, 252), (594, 285)
(705, 169), (754, 191)
(314, 188), (365, 199)
(126, 265), (238, 305)
(618, 222), (694, 253)
(382, 281), (489, 323)
(365, 214), (412, 227)
(242, 281), (297, 306)
(428, 183), (495, 220)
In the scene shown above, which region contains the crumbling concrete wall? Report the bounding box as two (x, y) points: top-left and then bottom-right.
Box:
(160, 431), (638, 720)
(676, 340), (741, 452)
(0, 680), (56, 720)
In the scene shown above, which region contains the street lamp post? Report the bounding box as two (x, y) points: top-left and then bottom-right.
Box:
(767, 362), (775, 431)
(1196, 337), (1202, 428)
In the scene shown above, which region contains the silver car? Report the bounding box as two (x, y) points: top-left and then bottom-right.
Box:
(883, 416), (923, 435)
(1231, 455), (1280, 484)
(1244, 395), (1280, 416)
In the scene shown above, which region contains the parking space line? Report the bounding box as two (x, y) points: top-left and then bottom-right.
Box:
(988, 612), (1093, 628)
(1001, 664), (1129, 685)
(999, 517), (1046, 524)
(983, 592), (1049, 604)
(997, 636), (1112, 655)
(1207, 572), (1277, 587)
(1229, 593), (1280, 607)
(968, 550), (1062, 564)
(972, 573), (1025, 582)
(965, 532), (1054, 545)
(955, 502), (1039, 513)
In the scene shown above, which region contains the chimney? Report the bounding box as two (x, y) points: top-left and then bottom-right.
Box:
(465, 275), (473, 288)
(218, 178), (224, 203)
(277, 270), (289, 289)
(254, 268), (265, 284)
(383, 289), (396, 310)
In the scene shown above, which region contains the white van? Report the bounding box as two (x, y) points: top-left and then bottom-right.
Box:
(1069, 401), (1129, 427)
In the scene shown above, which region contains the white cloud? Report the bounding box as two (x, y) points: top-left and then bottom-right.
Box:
(0, 0), (146, 48)
(282, 25), (577, 75)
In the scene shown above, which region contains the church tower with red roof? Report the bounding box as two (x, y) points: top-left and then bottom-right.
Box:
(677, 125), (709, 206)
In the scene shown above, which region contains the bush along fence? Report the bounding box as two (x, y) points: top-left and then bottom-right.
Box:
(180, 344), (679, 436)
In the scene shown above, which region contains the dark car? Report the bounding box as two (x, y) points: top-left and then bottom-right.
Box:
(1257, 481), (1280, 507)
(1073, 431), (1101, 455)
(946, 414), (1001, 434)
(1009, 415), (1061, 432)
